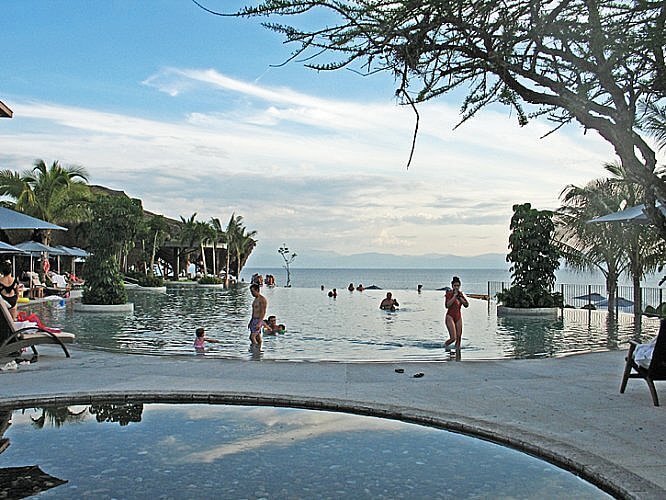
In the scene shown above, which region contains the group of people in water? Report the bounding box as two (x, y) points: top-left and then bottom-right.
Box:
(195, 275), (469, 353)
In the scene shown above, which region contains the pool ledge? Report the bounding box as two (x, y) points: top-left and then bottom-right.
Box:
(1, 346), (664, 499)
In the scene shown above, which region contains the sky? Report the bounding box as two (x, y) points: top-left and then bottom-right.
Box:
(0, 1), (628, 267)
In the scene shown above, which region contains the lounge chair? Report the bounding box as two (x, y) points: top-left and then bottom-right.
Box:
(0, 300), (74, 359)
(620, 319), (666, 406)
(22, 271), (46, 299)
(45, 272), (71, 297)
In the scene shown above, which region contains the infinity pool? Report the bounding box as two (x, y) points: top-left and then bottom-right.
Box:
(0, 403), (609, 498)
(31, 285), (660, 361)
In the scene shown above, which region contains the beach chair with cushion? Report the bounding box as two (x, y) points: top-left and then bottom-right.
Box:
(620, 319), (666, 406)
(44, 272), (71, 297)
(0, 300), (74, 359)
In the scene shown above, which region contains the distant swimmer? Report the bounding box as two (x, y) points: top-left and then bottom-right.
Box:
(348, 283), (355, 292)
(379, 292), (399, 311)
(328, 288), (337, 298)
(444, 276), (469, 350)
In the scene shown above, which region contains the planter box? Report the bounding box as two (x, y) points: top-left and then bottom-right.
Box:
(497, 305), (559, 317)
(133, 286), (167, 292)
(74, 302), (134, 313)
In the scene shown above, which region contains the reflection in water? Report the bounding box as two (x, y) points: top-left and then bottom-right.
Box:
(0, 410), (68, 498)
(89, 403), (143, 426)
(29, 287), (661, 361)
(0, 404), (609, 499)
(496, 315), (565, 358)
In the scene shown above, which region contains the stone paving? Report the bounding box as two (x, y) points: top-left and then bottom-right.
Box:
(1, 346), (664, 499)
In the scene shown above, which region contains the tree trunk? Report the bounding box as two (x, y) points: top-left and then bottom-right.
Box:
(225, 248), (230, 287)
(212, 243), (217, 276)
(632, 273), (642, 318)
(200, 243), (207, 276)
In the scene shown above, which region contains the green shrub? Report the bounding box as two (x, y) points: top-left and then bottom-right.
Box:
(82, 254), (127, 305)
(198, 276), (224, 285)
(138, 274), (164, 287)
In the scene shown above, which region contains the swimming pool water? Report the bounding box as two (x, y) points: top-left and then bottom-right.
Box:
(31, 285), (660, 361)
(0, 403), (609, 499)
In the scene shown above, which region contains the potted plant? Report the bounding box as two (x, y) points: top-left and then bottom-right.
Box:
(497, 203), (563, 316)
(77, 195), (143, 312)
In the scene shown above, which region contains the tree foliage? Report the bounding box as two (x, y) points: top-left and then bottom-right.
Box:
(0, 159), (92, 243)
(556, 162), (664, 314)
(498, 203), (561, 307)
(82, 195), (144, 304)
(198, 0), (666, 235)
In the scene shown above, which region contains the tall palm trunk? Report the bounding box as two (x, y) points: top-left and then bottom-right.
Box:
(225, 248), (231, 287)
(200, 243), (208, 276)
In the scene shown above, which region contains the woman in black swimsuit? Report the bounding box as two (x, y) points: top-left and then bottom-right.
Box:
(0, 260), (21, 320)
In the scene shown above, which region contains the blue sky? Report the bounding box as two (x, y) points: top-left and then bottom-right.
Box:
(1, 1), (624, 267)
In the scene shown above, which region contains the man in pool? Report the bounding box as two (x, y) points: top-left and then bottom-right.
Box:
(379, 292), (399, 311)
(249, 283), (267, 346)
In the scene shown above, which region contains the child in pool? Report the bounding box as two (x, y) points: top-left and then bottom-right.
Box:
(194, 327), (220, 351)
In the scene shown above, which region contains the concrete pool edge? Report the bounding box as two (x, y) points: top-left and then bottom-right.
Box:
(0, 390), (659, 499)
(1, 346), (664, 499)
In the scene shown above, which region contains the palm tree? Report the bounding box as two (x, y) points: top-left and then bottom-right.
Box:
(223, 213), (241, 287)
(235, 227), (257, 279)
(209, 217), (226, 277)
(0, 159), (91, 244)
(556, 178), (629, 312)
(196, 220), (215, 276)
(602, 162), (665, 315)
(179, 213), (200, 275)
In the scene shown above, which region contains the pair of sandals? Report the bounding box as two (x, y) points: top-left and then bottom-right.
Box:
(394, 368), (424, 378)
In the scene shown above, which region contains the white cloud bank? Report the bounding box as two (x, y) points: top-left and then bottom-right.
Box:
(0, 68), (615, 261)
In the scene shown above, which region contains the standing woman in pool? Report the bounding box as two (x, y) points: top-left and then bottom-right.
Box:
(444, 276), (469, 350)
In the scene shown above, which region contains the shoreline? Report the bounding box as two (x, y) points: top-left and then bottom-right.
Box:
(1, 345), (663, 499)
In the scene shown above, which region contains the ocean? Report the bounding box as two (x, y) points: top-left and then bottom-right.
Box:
(242, 267), (664, 294)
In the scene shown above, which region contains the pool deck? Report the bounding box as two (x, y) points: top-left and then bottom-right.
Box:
(1, 346), (664, 499)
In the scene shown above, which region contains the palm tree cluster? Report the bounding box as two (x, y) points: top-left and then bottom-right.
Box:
(0, 160), (92, 244)
(556, 162), (665, 316)
(0, 159), (258, 287)
(178, 212), (256, 285)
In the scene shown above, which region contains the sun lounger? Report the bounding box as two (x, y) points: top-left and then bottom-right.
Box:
(0, 300), (74, 359)
(620, 319), (666, 406)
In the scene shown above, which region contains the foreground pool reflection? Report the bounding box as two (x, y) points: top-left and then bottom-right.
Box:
(0, 403), (608, 498)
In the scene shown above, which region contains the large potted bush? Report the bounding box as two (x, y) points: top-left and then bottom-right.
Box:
(497, 203), (562, 316)
(77, 195), (143, 312)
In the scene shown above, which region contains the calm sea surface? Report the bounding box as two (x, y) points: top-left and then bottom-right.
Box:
(241, 267), (664, 292)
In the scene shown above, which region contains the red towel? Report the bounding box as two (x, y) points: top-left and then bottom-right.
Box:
(16, 312), (61, 333)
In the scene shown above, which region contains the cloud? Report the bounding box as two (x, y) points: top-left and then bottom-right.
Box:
(0, 68), (618, 258)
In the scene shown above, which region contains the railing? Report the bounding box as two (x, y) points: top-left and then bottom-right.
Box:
(487, 281), (665, 315)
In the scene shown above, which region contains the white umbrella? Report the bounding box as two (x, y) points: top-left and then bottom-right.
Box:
(588, 201), (665, 224)
(14, 241), (67, 293)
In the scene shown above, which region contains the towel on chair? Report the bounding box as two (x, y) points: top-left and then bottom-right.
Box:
(634, 337), (657, 369)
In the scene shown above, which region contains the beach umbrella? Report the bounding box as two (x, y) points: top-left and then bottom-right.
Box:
(53, 245), (89, 273)
(573, 292), (606, 302)
(0, 207), (66, 231)
(588, 201), (665, 224)
(597, 297), (635, 308)
(13, 242), (67, 289)
(0, 242), (27, 276)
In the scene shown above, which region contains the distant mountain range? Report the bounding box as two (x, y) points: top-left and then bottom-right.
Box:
(245, 249), (508, 269)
